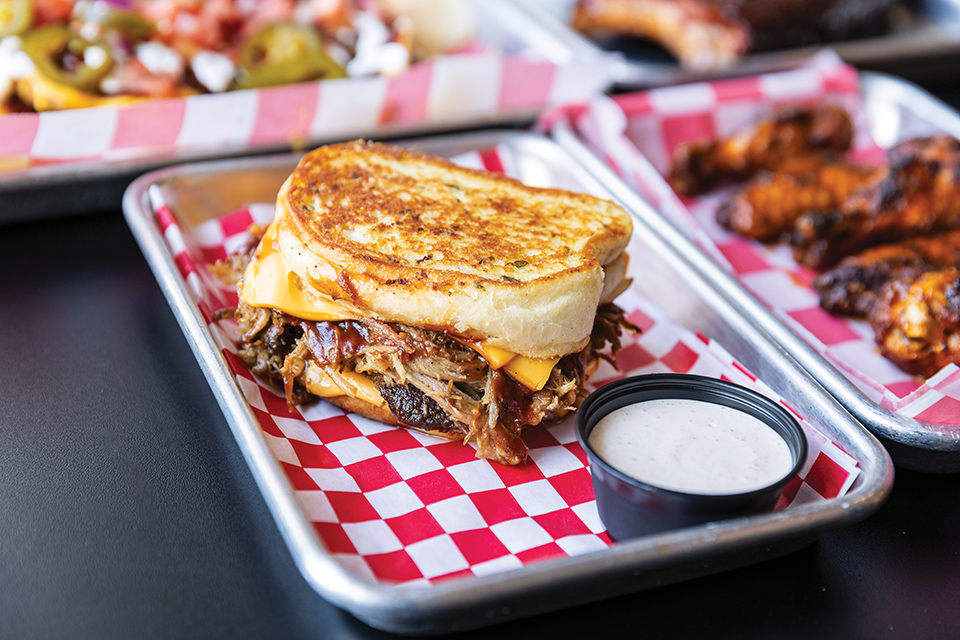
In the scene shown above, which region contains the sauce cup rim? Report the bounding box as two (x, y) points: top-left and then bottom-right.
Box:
(576, 373), (808, 501)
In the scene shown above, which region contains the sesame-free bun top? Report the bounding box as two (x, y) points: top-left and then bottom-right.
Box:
(275, 140), (634, 358)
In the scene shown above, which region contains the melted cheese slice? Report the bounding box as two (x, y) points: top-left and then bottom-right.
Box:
(17, 73), (145, 112)
(239, 222), (560, 391)
(301, 362), (385, 407)
(468, 341), (559, 390)
(240, 222), (358, 321)
(503, 355), (560, 391)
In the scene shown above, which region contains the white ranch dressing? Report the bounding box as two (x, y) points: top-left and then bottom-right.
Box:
(589, 398), (794, 495)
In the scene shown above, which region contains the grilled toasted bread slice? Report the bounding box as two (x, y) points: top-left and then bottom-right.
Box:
(274, 140), (634, 358)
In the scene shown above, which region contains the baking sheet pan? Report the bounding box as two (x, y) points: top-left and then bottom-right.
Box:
(0, 0), (615, 225)
(551, 69), (960, 472)
(516, 0), (960, 88)
(122, 130), (891, 634)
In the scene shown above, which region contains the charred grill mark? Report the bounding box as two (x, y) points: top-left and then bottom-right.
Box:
(947, 277), (960, 315)
(792, 137), (960, 268)
(379, 383), (462, 434)
(812, 230), (960, 317)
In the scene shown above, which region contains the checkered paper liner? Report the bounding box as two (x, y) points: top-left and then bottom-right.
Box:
(149, 145), (860, 586)
(556, 50), (960, 429)
(0, 38), (615, 173)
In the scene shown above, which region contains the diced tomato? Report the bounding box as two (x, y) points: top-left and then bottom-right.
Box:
(136, 0), (242, 50)
(33, 0), (76, 24)
(238, 0), (294, 36)
(109, 57), (182, 98)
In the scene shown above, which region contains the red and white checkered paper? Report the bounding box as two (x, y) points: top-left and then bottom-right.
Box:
(149, 145), (859, 586)
(554, 50), (960, 429)
(0, 45), (614, 174)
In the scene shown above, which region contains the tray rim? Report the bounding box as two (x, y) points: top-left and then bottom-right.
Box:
(121, 129), (893, 634)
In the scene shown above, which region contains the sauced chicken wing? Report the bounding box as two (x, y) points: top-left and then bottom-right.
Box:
(717, 161), (878, 241)
(668, 103), (853, 197)
(792, 136), (960, 269)
(814, 231), (960, 318)
(870, 267), (960, 378)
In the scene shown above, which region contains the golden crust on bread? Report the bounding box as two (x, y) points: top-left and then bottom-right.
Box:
(276, 140), (634, 358)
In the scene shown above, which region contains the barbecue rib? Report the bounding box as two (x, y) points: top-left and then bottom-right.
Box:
(571, 0), (896, 70)
(814, 230), (960, 317)
(870, 267), (960, 378)
(792, 136), (960, 269)
(669, 104), (853, 197)
(717, 160), (878, 241)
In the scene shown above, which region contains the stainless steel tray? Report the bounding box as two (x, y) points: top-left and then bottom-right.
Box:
(122, 130), (892, 634)
(0, 0), (613, 225)
(554, 71), (960, 472)
(515, 0), (960, 88)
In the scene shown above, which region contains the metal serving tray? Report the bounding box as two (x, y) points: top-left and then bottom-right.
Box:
(0, 0), (613, 225)
(515, 0), (960, 88)
(554, 71), (960, 473)
(122, 130), (892, 634)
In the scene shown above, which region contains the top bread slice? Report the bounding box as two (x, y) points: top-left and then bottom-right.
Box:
(274, 140), (634, 358)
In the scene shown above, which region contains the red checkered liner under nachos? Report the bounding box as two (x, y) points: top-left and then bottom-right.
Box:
(149, 146), (859, 586)
(558, 50), (960, 429)
(0, 44), (614, 173)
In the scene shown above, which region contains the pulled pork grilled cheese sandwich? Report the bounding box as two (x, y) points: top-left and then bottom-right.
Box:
(226, 140), (637, 465)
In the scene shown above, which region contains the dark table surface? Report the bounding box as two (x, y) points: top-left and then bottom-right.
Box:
(5, 77), (960, 640)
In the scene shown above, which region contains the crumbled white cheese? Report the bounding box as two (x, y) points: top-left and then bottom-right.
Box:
(0, 36), (36, 101)
(136, 41), (184, 76)
(78, 20), (101, 42)
(191, 51), (235, 93)
(372, 42), (410, 77)
(84, 45), (110, 70)
(346, 11), (410, 77)
(99, 76), (123, 95)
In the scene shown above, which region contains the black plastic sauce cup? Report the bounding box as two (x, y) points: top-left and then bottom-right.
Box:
(576, 374), (808, 541)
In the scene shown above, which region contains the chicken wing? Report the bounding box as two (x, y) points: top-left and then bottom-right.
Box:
(814, 230), (960, 317)
(791, 135), (960, 269)
(870, 267), (960, 378)
(669, 103), (853, 196)
(717, 161), (878, 241)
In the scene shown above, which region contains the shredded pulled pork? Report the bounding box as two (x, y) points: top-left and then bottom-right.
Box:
(217, 237), (639, 465)
(231, 299), (637, 465)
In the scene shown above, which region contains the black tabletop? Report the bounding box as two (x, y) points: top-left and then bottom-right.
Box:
(5, 80), (960, 640)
